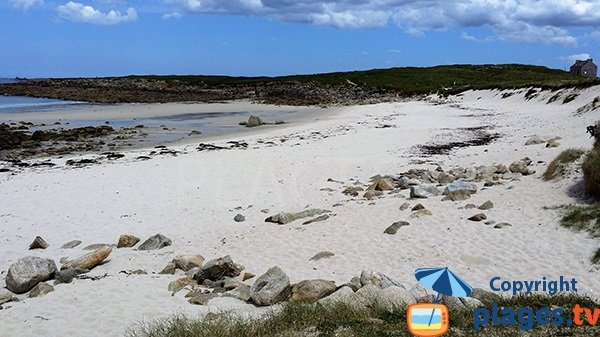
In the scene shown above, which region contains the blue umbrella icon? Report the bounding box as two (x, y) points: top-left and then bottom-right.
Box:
(415, 267), (473, 326)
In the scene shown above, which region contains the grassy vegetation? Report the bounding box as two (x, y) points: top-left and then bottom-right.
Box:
(559, 204), (600, 238)
(122, 64), (600, 96)
(126, 295), (600, 337)
(542, 149), (585, 181)
(563, 93), (579, 104)
(583, 121), (600, 197)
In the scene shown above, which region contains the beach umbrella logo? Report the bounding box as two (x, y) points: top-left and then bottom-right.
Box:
(407, 267), (473, 337)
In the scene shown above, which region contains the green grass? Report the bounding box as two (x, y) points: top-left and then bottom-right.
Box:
(542, 148), (585, 181)
(127, 295), (600, 337)
(583, 149), (600, 197)
(559, 204), (600, 237)
(563, 93), (579, 103)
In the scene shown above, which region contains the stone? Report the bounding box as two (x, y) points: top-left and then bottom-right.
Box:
(173, 255), (205, 272)
(468, 213), (487, 222)
(343, 187), (364, 196)
(443, 180), (478, 195)
(303, 214), (330, 225)
(460, 297), (483, 309)
(309, 251), (335, 261)
(354, 284), (383, 309)
(117, 234), (140, 248)
(399, 202), (411, 211)
(317, 286), (355, 306)
(478, 200), (494, 210)
(245, 115), (264, 128)
(409, 283), (432, 301)
(410, 209), (433, 218)
(265, 209), (330, 225)
(360, 270), (383, 288)
(525, 135), (546, 146)
(509, 159), (535, 176)
(464, 204), (477, 209)
(250, 266), (291, 306)
(376, 286), (415, 311)
(290, 279), (337, 304)
(411, 203), (425, 211)
(226, 284), (252, 302)
(60, 240), (82, 249)
(5, 256), (58, 294)
(441, 294), (467, 311)
(29, 282), (54, 298)
(193, 255), (244, 283)
(494, 223), (513, 229)
(168, 276), (196, 293)
(54, 268), (89, 284)
(83, 244), (110, 251)
(223, 278), (244, 291)
(185, 267), (201, 277)
(61, 246), (112, 271)
(373, 178), (395, 191)
(470, 288), (502, 305)
(159, 262), (177, 275)
(342, 277), (362, 292)
(29, 236), (48, 250)
(363, 190), (383, 200)
(0, 292), (12, 305)
(410, 185), (439, 199)
(234, 214), (245, 222)
(242, 272), (255, 281)
(138, 234), (172, 250)
(188, 293), (220, 305)
(384, 221), (410, 235)
(442, 190), (472, 201)
(437, 172), (455, 184)
(546, 139), (560, 148)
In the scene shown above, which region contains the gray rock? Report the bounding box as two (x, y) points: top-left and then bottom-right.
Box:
(173, 255), (205, 272)
(443, 180), (478, 195)
(168, 276), (196, 293)
(317, 286), (355, 306)
(138, 234), (172, 250)
(29, 282), (54, 298)
(0, 292), (15, 305)
(409, 283), (432, 301)
(60, 240), (82, 249)
(377, 286), (415, 311)
(309, 251), (335, 261)
(341, 277), (362, 292)
(291, 279), (337, 304)
(61, 246), (112, 271)
(410, 209), (432, 218)
(265, 209), (331, 225)
(223, 278), (244, 291)
(410, 185), (439, 199)
(478, 200), (494, 210)
(412, 203), (425, 211)
(245, 115), (264, 128)
(117, 234), (140, 248)
(354, 284), (382, 309)
(460, 297), (483, 309)
(399, 202), (411, 211)
(303, 214), (330, 225)
(242, 272), (256, 281)
(193, 255), (244, 283)
(384, 221), (410, 235)
(83, 244), (111, 251)
(442, 190), (472, 201)
(546, 139), (560, 148)
(54, 268), (89, 284)
(525, 135), (546, 146)
(234, 214), (245, 222)
(185, 267), (201, 277)
(494, 223), (513, 229)
(363, 190), (384, 200)
(437, 172), (455, 184)
(5, 256), (58, 294)
(441, 294), (467, 311)
(29, 236), (48, 250)
(159, 262), (177, 275)
(226, 284), (252, 302)
(360, 270), (383, 288)
(509, 158), (535, 176)
(464, 204), (477, 209)
(250, 266), (291, 306)
(468, 213), (487, 222)
(188, 293), (220, 305)
(470, 288), (502, 305)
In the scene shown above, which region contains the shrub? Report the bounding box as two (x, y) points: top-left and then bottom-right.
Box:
(583, 149), (600, 197)
(543, 149), (585, 181)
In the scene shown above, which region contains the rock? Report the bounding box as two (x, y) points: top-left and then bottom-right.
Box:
(478, 200), (494, 210)
(409, 282), (432, 301)
(193, 255), (244, 283)
(384, 221), (410, 235)
(470, 288), (502, 305)
(291, 279), (337, 304)
(468, 213), (487, 222)
(509, 159), (535, 175)
(360, 270), (383, 288)
(546, 139), (560, 148)
(245, 115), (264, 128)
(29, 282), (54, 298)
(442, 190), (472, 201)
(309, 251), (335, 261)
(250, 266), (291, 306)
(343, 187), (364, 196)
(485, 220), (496, 226)
(410, 209), (432, 218)
(363, 190), (384, 200)
(60, 240), (82, 249)
(173, 255), (205, 272)
(234, 214), (245, 222)
(354, 284), (383, 309)
(117, 234), (140, 248)
(411, 203), (425, 211)
(464, 204), (477, 209)
(0, 292), (15, 305)
(410, 185), (439, 199)
(226, 284), (252, 302)
(525, 135), (546, 146)
(83, 243), (111, 251)
(494, 223), (513, 229)
(138, 234), (172, 250)
(441, 294), (467, 311)
(223, 278), (244, 291)
(159, 262), (177, 275)
(303, 214), (330, 225)
(341, 277), (362, 292)
(29, 236), (48, 250)
(373, 178), (395, 191)
(61, 246), (112, 271)
(188, 293), (220, 305)
(460, 297), (483, 309)
(437, 172), (455, 184)
(54, 268), (89, 284)
(265, 209), (330, 225)
(168, 276), (196, 293)
(443, 180), (478, 195)
(242, 272), (256, 281)
(317, 286), (355, 306)
(377, 286), (416, 311)
(5, 256), (58, 294)
(185, 267), (201, 277)
(399, 202), (411, 211)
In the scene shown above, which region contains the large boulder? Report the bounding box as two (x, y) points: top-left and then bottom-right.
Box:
(246, 115), (264, 128)
(250, 266), (291, 306)
(360, 270), (402, 289)
(509, 158), (535, 176)
(193, 255), (243, 283)
(290, 279), (337, 304)
(5, 256), (58, 294)
(410, 185), (439, 199)
(173, 255), (205, 272)
(61, 246), (112, 271)
(377, 286), (416, 311)
(317, 286), (356, 307)
(265, 209), (330, 225)
(117, 234), (140, 248)
(443, 180), (478, 195)
(138, 234), (172, 250)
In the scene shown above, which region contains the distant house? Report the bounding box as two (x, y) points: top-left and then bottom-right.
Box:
(570, 59), (598, 78)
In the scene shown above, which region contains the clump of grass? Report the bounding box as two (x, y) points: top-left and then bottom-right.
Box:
(563, 93), (579, 104)
(501, 92), (515, 99)
(547, 92), (561, 104)
(583, 149), (600, 197)
(127, 295), (600, 337)
(560, 204), (600, 237)
(542, 148), (585, 181)
(524, 88), (538, 100)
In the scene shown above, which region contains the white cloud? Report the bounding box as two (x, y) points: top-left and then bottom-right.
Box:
(165, 0), (600, 45)
(162, 11), (183, 20)
(10, 0), (43, 10)
(562, 53), (592, 63)
(57, 1), (138, 25)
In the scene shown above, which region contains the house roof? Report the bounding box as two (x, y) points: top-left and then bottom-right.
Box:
(572, 59), (595, 68)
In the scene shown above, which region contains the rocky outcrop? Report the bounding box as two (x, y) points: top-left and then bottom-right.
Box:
(5, 256), (58, 294)
(250, 266), (291, 306)
(193, 255), (243, 283)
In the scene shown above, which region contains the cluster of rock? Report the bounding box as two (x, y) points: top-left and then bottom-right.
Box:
(524, 135), (561, 148)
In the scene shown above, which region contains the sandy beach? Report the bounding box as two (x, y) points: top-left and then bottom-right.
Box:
(2, 86), (600, 336)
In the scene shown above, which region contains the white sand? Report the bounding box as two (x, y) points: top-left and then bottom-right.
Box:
(1, 87), (600, 336)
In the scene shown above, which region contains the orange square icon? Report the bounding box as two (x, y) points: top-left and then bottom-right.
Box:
(407, 303), (449, 337)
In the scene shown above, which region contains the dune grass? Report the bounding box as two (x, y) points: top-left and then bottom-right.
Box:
(542, 149), (585, 181)
(127, 294), (600, 337)
(560, 204), (600, 238)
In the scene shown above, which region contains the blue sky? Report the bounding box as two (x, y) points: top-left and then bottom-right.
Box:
(2, 0), (600, 77)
